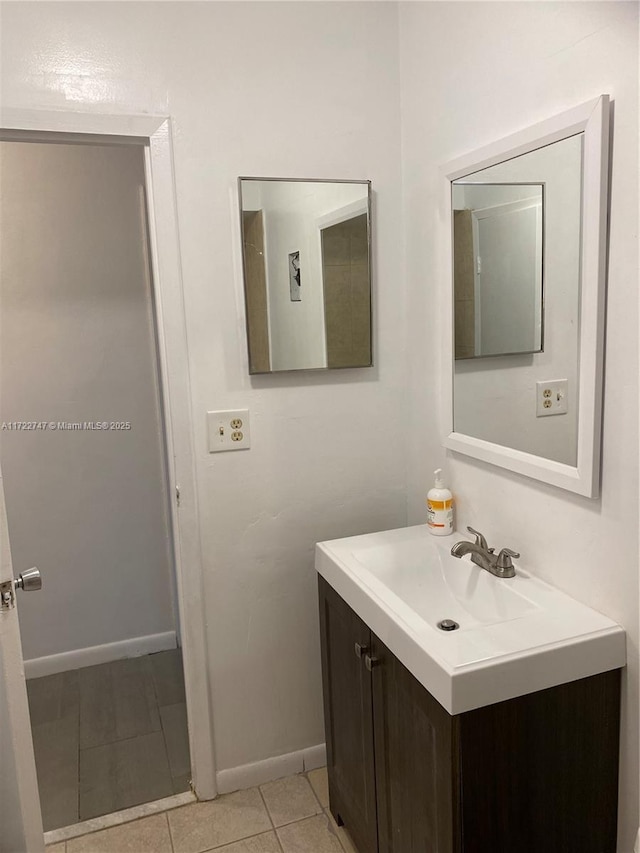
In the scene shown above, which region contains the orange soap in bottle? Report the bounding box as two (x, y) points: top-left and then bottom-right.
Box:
(427, 469), (454, 536)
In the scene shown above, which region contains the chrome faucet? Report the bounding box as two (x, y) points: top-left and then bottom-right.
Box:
(451, 526), (519, 579)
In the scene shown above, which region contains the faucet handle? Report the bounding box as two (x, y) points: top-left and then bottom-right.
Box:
(496, 548), (520, 569)
(466, 526), (488, 550)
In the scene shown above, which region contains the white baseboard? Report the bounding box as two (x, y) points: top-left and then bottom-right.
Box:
(216, 743), (327, 795)
(24, 631), (177, 679)
(302, 743), (327, 772)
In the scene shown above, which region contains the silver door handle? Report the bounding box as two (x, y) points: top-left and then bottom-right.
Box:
(0, 568), (42, 610)
(15, 567), (42, 592)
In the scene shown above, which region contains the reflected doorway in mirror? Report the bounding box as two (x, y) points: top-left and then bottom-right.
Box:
(452, 182), (544, 359)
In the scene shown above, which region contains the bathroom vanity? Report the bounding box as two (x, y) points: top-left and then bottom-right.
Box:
(316, 526), (625, 853)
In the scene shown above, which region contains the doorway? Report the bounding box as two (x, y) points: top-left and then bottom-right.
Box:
(0, 137), (190, 830)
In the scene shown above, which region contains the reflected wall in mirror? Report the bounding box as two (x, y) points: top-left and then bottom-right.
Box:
(453, 183), (544, 359)
(442, 96), (610, 497)
(239, 178), (371, 373)
(454, 136), (581, 467)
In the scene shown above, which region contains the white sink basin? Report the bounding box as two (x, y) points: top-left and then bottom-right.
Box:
(316, 525), (625, 714)
(351, 536), (538, 628)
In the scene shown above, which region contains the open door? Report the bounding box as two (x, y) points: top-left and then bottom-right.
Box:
(0, 468), (44, 853)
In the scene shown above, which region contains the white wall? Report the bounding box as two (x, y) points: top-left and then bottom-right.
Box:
(0, 0), (407, 774)
(399, 3), (639, 850)
(0, 140), (176, 664)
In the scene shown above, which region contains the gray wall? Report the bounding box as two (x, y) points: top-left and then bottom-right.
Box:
(0, 140), (176, 662)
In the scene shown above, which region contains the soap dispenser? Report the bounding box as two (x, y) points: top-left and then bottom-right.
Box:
(427, 469), (454, 536)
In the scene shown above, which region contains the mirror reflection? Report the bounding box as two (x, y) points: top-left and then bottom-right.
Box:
(239, 178), (371, 373)
(452, 134), (583, 466)
(452, 183), (543, 359)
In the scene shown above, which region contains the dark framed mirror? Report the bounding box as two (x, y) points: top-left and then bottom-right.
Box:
(238, 177), (372, 373)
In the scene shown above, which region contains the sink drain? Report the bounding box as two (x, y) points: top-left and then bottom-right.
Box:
(437, 619), (459, 631)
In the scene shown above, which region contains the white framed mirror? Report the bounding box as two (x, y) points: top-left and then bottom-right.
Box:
(441, 96), (610, 498)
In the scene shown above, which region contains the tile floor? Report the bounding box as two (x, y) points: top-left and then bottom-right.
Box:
(45, 768), (359, 853)
(28, 649), (191, 831)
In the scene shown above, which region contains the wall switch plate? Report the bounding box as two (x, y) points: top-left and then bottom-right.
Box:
(536, 380), (568, 417)
(207, 409), (251, 452)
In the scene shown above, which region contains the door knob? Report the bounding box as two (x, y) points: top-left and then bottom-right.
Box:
(364, 654), (380, 672)
(15, 567), (42, 592)
(354, 642), (369, 659)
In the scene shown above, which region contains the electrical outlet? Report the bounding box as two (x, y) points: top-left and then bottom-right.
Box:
(207, 409), (251, 452)
(536, 380), (568, 417)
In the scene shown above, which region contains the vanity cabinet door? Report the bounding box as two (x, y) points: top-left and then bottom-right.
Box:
(318, 577), (378, 853)
(457, 669), (621, 853)
(370, 633), (460, 853)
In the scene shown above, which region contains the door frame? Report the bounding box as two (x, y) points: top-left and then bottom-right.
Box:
(316, 196), (371, 369)
(1, 471), (45, 852)
(470, 194), (543, 356)
(0, 108), (217, 803)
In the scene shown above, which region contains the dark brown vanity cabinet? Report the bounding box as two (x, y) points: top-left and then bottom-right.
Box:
(318, 575), (621, 853)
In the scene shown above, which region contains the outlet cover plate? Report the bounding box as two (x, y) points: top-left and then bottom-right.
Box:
(536, 380), (568, 417)
(207, 409), (251, 452)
